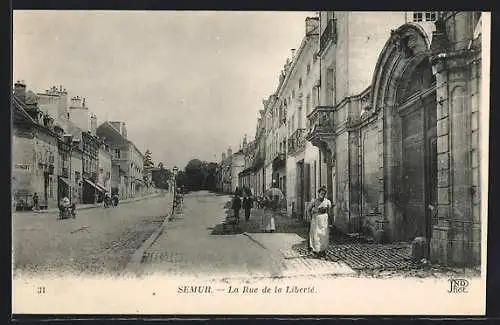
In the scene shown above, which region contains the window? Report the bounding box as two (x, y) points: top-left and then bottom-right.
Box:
(307, 63), (311, 75)
(425, 11), (437, 22)
(114, 149), (121, 159)
(413, 11), (437, 22)
(298, 78), (302, 89)
(49, 177), (54, 198)
(292, 90), (295, 99)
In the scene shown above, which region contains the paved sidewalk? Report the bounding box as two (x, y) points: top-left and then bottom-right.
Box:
(243, 232), (356, 277)
(13, 192), (163, 215)
(219, 199), (480, 278)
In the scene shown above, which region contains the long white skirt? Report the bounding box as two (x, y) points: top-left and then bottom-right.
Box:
(309, 213), (329, 252)
(261, 209), (275, 232)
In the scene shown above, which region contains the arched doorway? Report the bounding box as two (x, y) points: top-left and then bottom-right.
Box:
(371, 24), (437, 242)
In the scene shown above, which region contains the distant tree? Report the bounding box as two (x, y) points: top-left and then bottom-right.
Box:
(143, 149), (154, 168)
(152, 161), (171, 190)
(183, 159), (218, 191)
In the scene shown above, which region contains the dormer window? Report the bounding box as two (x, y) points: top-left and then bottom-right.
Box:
(412, 11), (438, 22)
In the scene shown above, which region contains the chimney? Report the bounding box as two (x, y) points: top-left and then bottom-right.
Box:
(243, 134), (248, 150)
(70, 96), (83, 108)
(82, 97), (86, 107)
(305, 17), (319, 36)
(222, 153), (226, 161)
(14, 81), (26, 102)
(90, 113), (97, 136)
(227, 147), (232, 157)
(291, 49), (296, 58)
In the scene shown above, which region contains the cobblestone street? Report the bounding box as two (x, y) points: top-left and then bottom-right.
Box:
(138, 192), (480, 280)
(138, 191), (355, 279)
(13, 193), (172, 277)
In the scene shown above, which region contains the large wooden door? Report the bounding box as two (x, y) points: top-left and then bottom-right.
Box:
(401, 94), (437, 241)
(402, 105), (426, 240)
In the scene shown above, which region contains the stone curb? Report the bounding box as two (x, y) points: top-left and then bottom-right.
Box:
(123, 196), (175, 276)
(28, 193), (163, 214)
(242, 232), (269, 250)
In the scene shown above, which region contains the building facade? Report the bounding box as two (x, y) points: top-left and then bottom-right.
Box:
(230, 149), (245, 193)
(97, 121), (130, 199)
(81, 131), (100, 203)
(12, 84), (60, 210)
(304, 11), (484, 266)
(128, 141), (145, 197)
(238, 137), (257, 194)
(252, 112), (267, 197)
(96, 121), (145, 199)
(98, 142), (112, 194)
(277, 16), (323, 218)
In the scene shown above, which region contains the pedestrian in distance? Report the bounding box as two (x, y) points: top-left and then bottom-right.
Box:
(260, 195), (276, 233)
(242, 187), (253, 222)
(231, 190), (242, 222)
(308, 186), (332, 259)
(32, 192), (39, 211)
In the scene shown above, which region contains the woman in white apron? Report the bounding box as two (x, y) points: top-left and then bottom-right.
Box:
(308, 186), (331, 258)
(260, 195), (276, 233)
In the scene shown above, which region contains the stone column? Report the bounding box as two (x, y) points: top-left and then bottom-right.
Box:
(430, 12), (479, 266)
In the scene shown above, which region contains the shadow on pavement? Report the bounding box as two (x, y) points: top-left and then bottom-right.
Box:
(209, 209), (243, 235)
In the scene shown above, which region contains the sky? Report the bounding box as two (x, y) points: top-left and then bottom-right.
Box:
(13, 11), (314, 169)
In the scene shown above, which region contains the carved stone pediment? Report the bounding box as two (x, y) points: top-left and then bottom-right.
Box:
(391, 28), (427, 58)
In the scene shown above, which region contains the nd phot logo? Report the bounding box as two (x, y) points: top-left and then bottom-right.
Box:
(447, 278), (469, 294)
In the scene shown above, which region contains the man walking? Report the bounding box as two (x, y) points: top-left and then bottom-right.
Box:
(231, 190), (242, 222)
(32, 192), (39, 211)
(242, 187), (253, 222)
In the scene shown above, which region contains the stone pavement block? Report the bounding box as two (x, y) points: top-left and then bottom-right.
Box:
(281, 257), (356, 277)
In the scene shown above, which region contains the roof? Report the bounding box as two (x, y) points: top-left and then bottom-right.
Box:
(97, 121), (128, 144)
(12, 95), (37, 124)
(12, 94), (60, 139)
(127, 140), (144, 158)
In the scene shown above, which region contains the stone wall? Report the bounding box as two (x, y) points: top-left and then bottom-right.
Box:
(335, 131), (349, 232)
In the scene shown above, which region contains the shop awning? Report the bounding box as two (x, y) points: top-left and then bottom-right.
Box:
(95, 182), (108, 192)
(84, 178), (103, 192)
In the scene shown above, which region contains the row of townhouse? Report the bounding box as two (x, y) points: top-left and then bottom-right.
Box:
(234, 11), (485, 267)
(215, 146), (245, 194)
(12, 82), (153, 211)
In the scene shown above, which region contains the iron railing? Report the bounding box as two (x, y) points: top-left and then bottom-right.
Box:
(306, 106), (335, 138)
(288, 128), (306, 155)
(320, 19), (337, 54)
